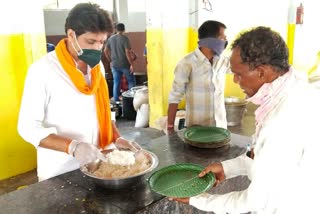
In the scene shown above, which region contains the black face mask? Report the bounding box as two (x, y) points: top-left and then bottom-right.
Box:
(224, 40), (228, 49)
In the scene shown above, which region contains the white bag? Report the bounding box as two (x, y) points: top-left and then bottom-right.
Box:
(135, 104), (149, 128)
(153, 110), (186, 135)
(154, 116), (168, 135)
(133, 87), (148, 111)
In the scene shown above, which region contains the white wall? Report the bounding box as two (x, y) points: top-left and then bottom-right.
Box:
(197, 0), (320, 71)
(43, 9), (69, 36)
(198, 0), (289, 47)
(127, 12), (146, 32)
(293, 1), (320, 70)
(43, 8), (146, 35)
(117, 0), (146, 32)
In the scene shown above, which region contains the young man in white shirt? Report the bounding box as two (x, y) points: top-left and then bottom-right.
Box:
(18, 3), (137, 181)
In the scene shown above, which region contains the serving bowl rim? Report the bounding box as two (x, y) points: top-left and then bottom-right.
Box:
(80, 149), (159, 180)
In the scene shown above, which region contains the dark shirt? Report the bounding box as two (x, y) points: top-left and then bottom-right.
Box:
(107, 34), (131, 68)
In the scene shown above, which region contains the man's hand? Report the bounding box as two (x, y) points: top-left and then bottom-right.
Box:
(69, 141), (106, 166)
(168, 197), (190, 204)
(167, 103), (178, 135)
(115, 137), (141, 152)
(169, 164), (225, 204)
(199, 162), (226, 186)
(167, 124), (175, 135)
(130, 64), (134, 74)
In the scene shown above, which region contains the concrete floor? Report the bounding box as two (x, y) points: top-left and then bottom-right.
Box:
(0, 103), (256, 196)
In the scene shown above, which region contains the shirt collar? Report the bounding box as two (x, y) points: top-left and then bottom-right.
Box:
(195, 48), (207, 62)
(195, 48), (219, 64)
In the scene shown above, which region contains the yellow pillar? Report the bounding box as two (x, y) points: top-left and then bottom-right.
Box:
(287, 0), (296, 65)
(146, 0), (197, 127)
(0, 1), (46, 180)
(287, 24), (296, 65)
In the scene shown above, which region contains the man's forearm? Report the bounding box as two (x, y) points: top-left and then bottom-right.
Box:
(39, 134), (72, 153)
(104, 48), (111, 62)
(112, 121), (121, 141)
(167, 103), (178, 128)
(125, 51), (134, 65)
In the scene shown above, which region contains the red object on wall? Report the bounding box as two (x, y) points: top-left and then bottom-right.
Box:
(296, 3), (304, 24)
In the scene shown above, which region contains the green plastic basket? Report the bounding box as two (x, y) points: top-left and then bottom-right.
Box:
(148, 163), (215, 198)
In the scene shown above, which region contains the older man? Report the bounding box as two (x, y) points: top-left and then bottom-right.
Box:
(171, 26), (320, 213)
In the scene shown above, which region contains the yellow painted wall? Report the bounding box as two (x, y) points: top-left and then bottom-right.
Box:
(148, 28), (197, 126)
(287, 24), (296, 65)
(0, 33), (46, 180)
(0, 0), (47, 180)
(225, 74), (246, 99)
(147, 29), (164, 127)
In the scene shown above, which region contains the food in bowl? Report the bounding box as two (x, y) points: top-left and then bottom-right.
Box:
(80, 149), (159, 189)
(106, 150), (136, 166)
(90, 150), (152, 179)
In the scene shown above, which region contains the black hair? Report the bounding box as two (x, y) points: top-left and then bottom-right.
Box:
(231, 26), (290, 72)
(65, 3), (113, 36)
(116, 23), (125, 32)
(198, 20), (226, 39)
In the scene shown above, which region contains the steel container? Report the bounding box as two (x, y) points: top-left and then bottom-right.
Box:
(80, 149), (159, 189)
(225, 97), (247, 126)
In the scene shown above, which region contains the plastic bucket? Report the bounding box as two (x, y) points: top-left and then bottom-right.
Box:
(122, 90), (136, 120)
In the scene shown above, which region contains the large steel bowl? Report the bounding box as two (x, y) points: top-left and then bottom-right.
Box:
(225, 96), (247, 126)
(80, 149), (159, 189)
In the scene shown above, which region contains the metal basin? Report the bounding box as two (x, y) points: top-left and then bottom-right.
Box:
(80, 149), (159, 189)
(225, 97), (247, 126)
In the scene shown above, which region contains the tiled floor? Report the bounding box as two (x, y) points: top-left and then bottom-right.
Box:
(0, 169), (38, 195)
(0, 103), (256, 196)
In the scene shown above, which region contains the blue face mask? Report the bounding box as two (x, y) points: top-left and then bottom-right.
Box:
(198, 38), (226, 56)
(71, 32), (102, 68)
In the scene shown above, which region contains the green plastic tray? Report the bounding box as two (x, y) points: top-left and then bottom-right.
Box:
(148, 163), (215, 198)
(184, 126), (231, 144)
(184, 138), (230, 148)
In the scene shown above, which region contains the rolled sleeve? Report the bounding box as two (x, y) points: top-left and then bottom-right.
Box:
(18, 121), (57, 148)
(189, 189), (251, 214)
(17, 62), (57, 148)
(168, 61), (192, 104)
(222, 153), (252, 179)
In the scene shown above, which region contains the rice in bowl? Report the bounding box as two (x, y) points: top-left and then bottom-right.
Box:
(92, 150), (152, 179)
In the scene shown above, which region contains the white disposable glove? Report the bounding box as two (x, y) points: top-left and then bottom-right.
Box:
(114, 137), (142, 152)
(68, 140), (106, 166)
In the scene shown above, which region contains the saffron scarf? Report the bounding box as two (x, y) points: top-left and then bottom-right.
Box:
(55, 39), (113, 149)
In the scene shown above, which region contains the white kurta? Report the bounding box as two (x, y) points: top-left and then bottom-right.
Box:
(18, 51), (107, 181)
(190, 70), (320, 213)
